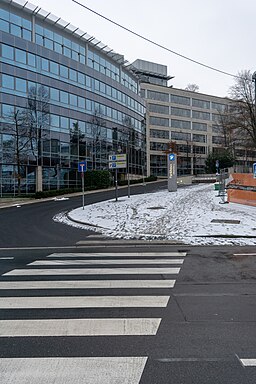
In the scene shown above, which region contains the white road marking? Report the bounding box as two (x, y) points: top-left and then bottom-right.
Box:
(0, 279), (176, 289)
(0, 356), (147, 384)
(233, 253), (256, 256)
(240, 359), (256, 367)
(4, 267), (180, 276)
(47, 252), (187, 258)
(0, 295), (170, 309)
(29, 259), (184, 266)
(0, 257), (14, 260)
(0, 318), (161, 336)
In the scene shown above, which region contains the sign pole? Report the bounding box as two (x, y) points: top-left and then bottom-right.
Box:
(82, 171), (85, 210)
(115, 168), (118, 201)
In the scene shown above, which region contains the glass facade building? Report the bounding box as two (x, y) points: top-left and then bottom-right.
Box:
(0, 0), (146, 194)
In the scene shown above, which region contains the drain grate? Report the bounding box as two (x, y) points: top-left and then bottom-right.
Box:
(147, 206), (165, 210)
(211, 219), (240, 224)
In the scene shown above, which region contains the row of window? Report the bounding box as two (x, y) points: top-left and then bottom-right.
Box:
(0, 8), (32, 41)
(146, 89), (227, 111)
(149, 115), (218, 128)
(1, 44), (144, 115)
(1, 90), (143, 133)
(0, 6), (137, 92)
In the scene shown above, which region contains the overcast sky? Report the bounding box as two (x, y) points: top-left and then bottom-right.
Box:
(31, 0), (256, 98)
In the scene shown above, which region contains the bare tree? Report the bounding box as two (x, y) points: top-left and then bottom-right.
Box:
(4, 108), (32, 194)
(228, 70), (256, 149)
(185, 84), (199, 92)
(27, 85), (50, 165)
(90, 108), (106, 169)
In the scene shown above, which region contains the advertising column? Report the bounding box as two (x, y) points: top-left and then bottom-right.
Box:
(168, 153), (177, 192)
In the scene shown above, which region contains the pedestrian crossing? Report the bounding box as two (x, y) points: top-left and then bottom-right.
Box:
(0, 250), (186, 383)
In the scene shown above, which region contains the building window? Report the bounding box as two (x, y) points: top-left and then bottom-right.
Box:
(171, 107), (190, 118)
(193, 134), (206, 143)
(192, 98), (210, 109)
(148, 103), (169, 114)
(171, 94), (190, 106)
(150, 129), (169, 139)
(150, 116), (169, 127)
(171, 131), (191, 141)
(171, 119), (191, 130)
(147, 90), (169, 102)
(192, 110), (210, 120)
(192, 122), (207, 131)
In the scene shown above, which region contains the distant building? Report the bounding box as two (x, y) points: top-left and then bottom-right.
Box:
(0, 0), (146, 194)
(132, 59), (255, 177)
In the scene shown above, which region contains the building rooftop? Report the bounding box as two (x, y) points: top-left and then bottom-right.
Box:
(3, 0), (135, 71)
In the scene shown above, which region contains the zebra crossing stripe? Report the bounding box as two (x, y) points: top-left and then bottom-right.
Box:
(29, 259), (184, 266)
(0, 295), (170, 309)
(240, 359), (256, 366)
(0, 279), (176, 289)
(0, 357), (147, 384)
(4, 267), (180, 276)
(0, 318), (161, 336)
(47, 252), (187, 258)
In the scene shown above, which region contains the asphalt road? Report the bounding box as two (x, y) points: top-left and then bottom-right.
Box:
(0, 181), (167, 248)
(0, 182), (256, 383)
(0, 245), (256, 383)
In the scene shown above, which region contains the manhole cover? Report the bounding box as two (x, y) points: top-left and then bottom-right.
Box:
(211, 219), (240, 224)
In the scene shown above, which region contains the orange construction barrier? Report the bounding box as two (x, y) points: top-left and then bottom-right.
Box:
(227, 173), (256, 207)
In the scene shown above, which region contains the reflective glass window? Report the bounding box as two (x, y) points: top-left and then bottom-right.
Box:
(2, 74), (14, 89)
(54, 33), (62, 44)
(70, 94), (78, 107)
(42, 58), (49, 71)
(78, 72), (85, 85)
(72, 51), (79, 61)
(50, 88), (60, 102)
(0, 19), (9, 33)
(2, 44), (14, 60)
(69, 69), (77, 82)
(22, 29), (31, 41)
(22, 18), (31, 30)
(16, 49), (26, 64)
(51, 115), (60, 127)
(0, 9), (9, 21)
(63, 47), (71, 58)
(60, 91), (68, 104)
(16, 78), (26, 93)
(45, 38), (53, 50)
(10, 13), (21, 26)
(78, 97), (85, 109)
(10, 24), (21, 37)
(60, 65), (68, 78)
(86, 76), (91, 89)
(35, 34), (44, 46)
(50, 61), (59, 75)
(28, 53), (36, 67)
(60, 117), (68, 129)
(79, 55), (85, 64)
(54, 42), (62, 54)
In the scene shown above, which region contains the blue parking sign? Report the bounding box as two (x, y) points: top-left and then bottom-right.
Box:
(169, 154), (175, 161)
(253, 163), (256, 178)
(78, 161), (87, 172)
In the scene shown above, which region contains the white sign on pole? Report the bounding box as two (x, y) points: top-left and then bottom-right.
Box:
(109, 161), (127, 169)
(109, 154), (127, 162)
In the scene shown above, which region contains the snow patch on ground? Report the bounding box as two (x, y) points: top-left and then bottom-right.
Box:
(54, 183), (256, 245)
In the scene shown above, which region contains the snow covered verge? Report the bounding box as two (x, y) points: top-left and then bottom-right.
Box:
(54, 183), (256, 245)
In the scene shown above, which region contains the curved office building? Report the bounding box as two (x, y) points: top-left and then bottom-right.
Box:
(0, 0), (146, 194)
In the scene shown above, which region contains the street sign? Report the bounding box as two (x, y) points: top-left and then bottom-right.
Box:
(109, 161), (127, 169)
(168, 153), (177, 192)
(109, 154), (127, 162)
(78, 161), (87, 173)
(253, 163), (256, 178)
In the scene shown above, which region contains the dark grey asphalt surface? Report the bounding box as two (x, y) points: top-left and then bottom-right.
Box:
(0, 181), (167, 248)
(0, 182), (256, 383)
